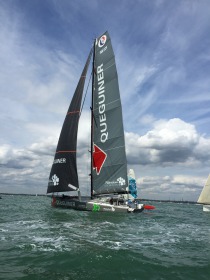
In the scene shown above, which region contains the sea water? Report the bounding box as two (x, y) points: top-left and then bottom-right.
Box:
(0, 195), (210, 280)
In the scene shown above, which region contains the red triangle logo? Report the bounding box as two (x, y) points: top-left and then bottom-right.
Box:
(93, 144), (107, 175)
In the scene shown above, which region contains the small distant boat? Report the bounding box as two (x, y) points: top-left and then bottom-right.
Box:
(47, 31), (154, 213)
(197, 174), (210, 212)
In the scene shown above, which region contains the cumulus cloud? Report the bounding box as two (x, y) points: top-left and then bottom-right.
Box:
(0, 144), (38, 168)
(0, 142), (53, 194)
(126, 118), (210, 167)
(135, 174), (205, 201)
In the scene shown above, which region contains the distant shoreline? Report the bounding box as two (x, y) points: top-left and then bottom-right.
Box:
(0, 193), (198, 204)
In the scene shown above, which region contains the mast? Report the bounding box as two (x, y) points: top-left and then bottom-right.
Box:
(90, 39), (96, 198)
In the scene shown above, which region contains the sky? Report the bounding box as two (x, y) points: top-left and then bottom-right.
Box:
(0, 0), (210, 201)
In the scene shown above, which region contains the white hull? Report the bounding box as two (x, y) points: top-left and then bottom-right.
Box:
(203, 205), (210, 212)
(51, 195), (145, 213)
(86, 200), (144, 213)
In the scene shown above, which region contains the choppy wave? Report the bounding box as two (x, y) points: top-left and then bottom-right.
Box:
(0, 196), (210, 279)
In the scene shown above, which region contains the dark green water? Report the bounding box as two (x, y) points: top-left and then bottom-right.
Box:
(0, 195), (210, 280)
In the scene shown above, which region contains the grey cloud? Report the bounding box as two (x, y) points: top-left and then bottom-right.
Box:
(126, 118), (210, 167)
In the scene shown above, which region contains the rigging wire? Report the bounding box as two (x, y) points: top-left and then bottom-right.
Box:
(80, 48), (94, 115)
(80, 70), (92, 115)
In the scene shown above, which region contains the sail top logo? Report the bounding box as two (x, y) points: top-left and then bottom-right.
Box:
(98, 35), (107, 48)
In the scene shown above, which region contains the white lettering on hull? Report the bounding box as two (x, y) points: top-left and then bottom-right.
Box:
(56, 200), (76, 207)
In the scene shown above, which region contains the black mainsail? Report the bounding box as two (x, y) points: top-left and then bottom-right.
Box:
(47, 49), (92, 193)
(91, 31), (128, 195)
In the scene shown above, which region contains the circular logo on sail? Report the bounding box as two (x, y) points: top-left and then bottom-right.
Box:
(98, 35), (107, 48)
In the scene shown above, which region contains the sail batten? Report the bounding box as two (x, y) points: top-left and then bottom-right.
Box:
(67, 111), (80, 115)
(56, 151), (76, 153)
(93, 99), (121, 111)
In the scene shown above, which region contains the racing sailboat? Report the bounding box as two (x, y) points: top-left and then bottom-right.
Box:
(47, 31), (150, 213)
(198, 174), (210, 212)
